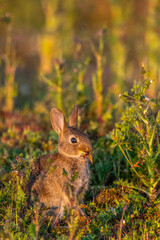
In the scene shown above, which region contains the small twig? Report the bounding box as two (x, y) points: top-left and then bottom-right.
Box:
(118, 203), (127, 240)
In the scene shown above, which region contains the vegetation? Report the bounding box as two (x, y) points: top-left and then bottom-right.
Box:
(0, 67), (159, 239)
(0, 0), (160, 239)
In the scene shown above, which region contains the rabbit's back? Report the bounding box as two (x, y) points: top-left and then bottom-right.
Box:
(27, 154), (61, 207)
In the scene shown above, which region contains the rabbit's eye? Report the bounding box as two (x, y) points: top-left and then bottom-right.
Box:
(70, 137), (77, 143)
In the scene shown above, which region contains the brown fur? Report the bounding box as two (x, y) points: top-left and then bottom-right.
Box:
(27, 105), (92, 221)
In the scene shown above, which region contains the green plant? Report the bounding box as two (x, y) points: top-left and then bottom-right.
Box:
(112, 67), (160, 202)
(89, 135), (125, 191)
(91, 30), (105, 122)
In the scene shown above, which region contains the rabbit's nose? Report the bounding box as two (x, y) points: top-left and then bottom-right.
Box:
(78, 145), (92, 153)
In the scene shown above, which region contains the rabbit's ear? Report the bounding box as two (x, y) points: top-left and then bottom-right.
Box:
(69, 105), (78, 127)
(50, 108), (66, 135)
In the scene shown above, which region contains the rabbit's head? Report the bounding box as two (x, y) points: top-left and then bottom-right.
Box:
(50, 105), (92, 162)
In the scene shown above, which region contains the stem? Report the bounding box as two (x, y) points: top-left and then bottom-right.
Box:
(125, 185), (150, 198)
(137, 112), (148, 126)
(55, 64), (63, 111)
(153, 175), (160, 189)
(148, 124), (156, 153)
(118, 203), (127, 240)
(16, 175), (19, 227)
(118, 144), (149, 187)
(133, 123), (145, 140)
(16, 204), (18, 227)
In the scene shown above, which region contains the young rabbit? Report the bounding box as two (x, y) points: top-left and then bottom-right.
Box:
(27, 105), (92, 221)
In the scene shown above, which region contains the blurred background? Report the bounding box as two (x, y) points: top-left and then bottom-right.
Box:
(0, 0), (160, 116)
(1, 2), (160, 238)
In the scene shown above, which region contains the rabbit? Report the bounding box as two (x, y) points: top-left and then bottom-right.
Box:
(27, 105), (92, 222)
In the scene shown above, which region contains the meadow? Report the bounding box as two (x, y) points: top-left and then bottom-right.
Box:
(0, 67), (160, 239)
(0, 1), (160, 239)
